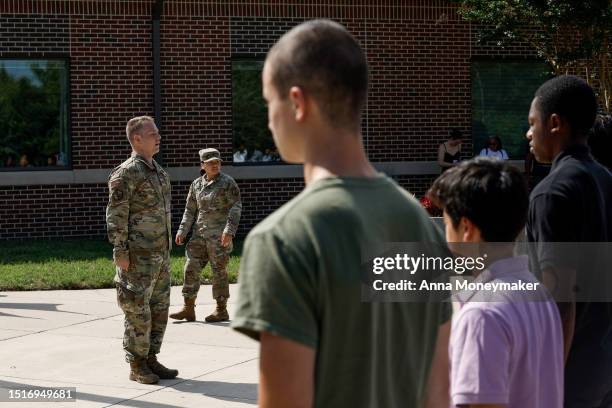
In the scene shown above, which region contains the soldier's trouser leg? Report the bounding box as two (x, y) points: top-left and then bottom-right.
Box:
(148, 253), (170, 355)
(207, 239), (231, 300)
(181, 240), (209, 300)
(116, 251), (168, 362)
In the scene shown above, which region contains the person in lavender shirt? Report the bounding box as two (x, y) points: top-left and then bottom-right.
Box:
(428, 157), (563, 408)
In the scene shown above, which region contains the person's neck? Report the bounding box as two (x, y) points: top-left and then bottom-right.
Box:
(301, 127), (377, 185)
(558, 138), (587, 156)
(549, 135), (587, 162)
(132, 149), (153, 165)
(205, 172), (220, 180)
(471, 243), (515, 277)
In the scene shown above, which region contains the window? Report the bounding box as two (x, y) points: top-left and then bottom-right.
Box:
(231, 59), (281, 164)
(471, 60), (550, 159)
(0, 59), (70, 169)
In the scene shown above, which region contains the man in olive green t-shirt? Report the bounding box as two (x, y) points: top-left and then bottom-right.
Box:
(231, 19), (451, 408)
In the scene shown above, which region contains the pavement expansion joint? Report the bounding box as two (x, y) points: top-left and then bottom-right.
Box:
(0, 313), (122, 342)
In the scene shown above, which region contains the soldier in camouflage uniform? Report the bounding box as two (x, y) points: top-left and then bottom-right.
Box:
(106, 116), (178, 384)
(170, 148), (241, 323)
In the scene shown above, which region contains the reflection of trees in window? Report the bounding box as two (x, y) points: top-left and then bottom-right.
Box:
(231, 60), (280, 164)
(0, 60), (69, 168)
(471, 61), (550, 159)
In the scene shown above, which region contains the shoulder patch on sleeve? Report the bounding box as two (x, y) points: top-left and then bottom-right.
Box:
(109, 177), (121, 190)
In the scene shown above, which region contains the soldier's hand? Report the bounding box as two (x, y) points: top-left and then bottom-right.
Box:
(115, 257), (129, 271)
(221, 232), (233, 248)
(175, 233), (185, 245)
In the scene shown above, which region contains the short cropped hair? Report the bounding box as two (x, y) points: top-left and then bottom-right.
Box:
(266, 19), (368, 129)
(588, 114), (612, 170)
(428, 158), (528, 242)
(126, 116), (154, 143)
(535, 75), (598, 138)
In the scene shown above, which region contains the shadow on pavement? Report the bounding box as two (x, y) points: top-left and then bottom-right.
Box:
(166, 379), (257, 405)
(0, 379), (180, 408)
(171, 320), (231, 327)
(0, 378), (256, 406)
(0, 303), (88, 316)
(204, 321), (231, 327)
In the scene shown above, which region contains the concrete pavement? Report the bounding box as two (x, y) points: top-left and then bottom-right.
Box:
(0, 285), (258, 407)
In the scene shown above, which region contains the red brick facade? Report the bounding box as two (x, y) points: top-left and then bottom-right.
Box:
(0, 0), (536, 240)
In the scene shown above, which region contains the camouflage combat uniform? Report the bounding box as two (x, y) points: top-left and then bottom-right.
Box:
(177, 172), (241, 301)
(106, 154), (172, 362)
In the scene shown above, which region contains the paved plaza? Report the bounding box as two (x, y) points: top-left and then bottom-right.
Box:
(0, 285), (258, 407)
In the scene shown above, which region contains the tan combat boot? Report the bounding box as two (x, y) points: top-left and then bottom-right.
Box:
(147, 354), (179, 379)
(129, 358), (159, 384)
(205, 296), (229, 323)
(169, 297), (196, 321)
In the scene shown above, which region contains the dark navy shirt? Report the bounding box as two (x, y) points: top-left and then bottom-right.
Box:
(527, 143), (612, 405)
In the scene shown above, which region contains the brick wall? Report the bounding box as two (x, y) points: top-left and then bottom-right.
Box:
(0, 14), (69, 53)
(0, 178), (305, 240)
(0, 0), (536, 240)
(70, 15), (153, 169)
(0, 184), (108, 240)
(394, 175), (441, 199)
(161, 15), (232, 166)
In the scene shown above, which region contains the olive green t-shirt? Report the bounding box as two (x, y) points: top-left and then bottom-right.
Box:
(231, 175), (450, 407)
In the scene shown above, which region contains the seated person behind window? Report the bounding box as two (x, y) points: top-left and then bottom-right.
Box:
(588, 114), (612, 171)
(438, 128), (463, 172)
(262, 148), (273, 162)
(271, 148), (281, 161)
(19, 154), (32, 167)
(479, 136), (509, 160)
(233, 144), (247, 163)
(56, 152), (67, 166)
(250, 147), (264, 162)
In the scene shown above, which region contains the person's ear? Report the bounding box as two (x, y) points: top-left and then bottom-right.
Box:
(549, 113), (574, 145)
(550, 113), (572, 136)
(288, 86), (307, 122)
(132, 133), (141, 146)
(461, 217), (481, 243)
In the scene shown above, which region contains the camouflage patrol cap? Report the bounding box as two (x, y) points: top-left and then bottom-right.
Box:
(199, 148), (222, 163)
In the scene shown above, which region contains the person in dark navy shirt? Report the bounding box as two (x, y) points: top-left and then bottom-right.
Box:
(526, 75), (612, 407)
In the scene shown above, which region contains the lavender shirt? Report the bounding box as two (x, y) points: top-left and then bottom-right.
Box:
(449, 256), (564, 407)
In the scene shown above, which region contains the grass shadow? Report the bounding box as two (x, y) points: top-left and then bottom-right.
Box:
(0, 239), (113, 263)
(0, 239), (244, 264)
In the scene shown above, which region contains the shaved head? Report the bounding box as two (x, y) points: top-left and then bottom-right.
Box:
(266, 19), (368, 130)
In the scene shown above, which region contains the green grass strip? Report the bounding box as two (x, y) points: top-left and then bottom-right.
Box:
(0, 239), (242, 291)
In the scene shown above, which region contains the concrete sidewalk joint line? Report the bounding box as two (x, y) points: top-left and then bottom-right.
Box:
(0, 286), (257, 407)
(0, 313), (121, 342)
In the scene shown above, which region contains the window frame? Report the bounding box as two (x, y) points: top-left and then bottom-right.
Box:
(230, 54), (284, 166)
(0, 55), (72, 172)
(470, 56), (552, 160)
